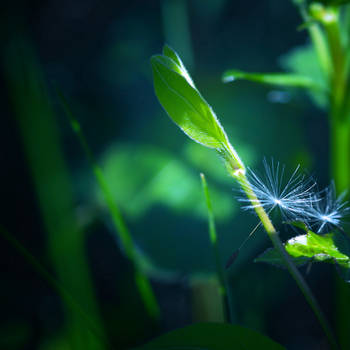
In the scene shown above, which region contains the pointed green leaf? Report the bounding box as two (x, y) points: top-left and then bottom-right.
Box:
(163, 44), (182, 66)
(134, 322), (285, 350)
(222, 70), (322, 90)
(151, 47), (230, 150)
(162, 44), (194, 87)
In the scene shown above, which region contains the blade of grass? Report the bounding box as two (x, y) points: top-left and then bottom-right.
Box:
(0, 225), (113, 349)
(200, 173), (232, 323)
(56, 88), (160, 320)
(5, 37), (106, 350)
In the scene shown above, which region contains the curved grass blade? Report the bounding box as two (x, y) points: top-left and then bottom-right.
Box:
(56, 88), (160, 320)
(5, 38), (106, 350)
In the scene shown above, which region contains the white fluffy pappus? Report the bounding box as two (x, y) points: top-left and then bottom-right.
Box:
(238, 159), (317, 220)
(305, 183), (349, 233)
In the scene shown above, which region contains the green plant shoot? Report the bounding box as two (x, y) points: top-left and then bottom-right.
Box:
(151, 45), (338, 349)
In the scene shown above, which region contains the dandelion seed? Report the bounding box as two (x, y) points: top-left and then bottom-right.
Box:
(238, 159), (316, 220)
(305, 183), (349, 233)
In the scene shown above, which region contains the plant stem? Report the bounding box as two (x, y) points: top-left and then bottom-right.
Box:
(57, 89), (161, 320)
(200, 173), (231, 323)
(331, 117), (350, 193)
(222, 150), (339, 349)
(324, 7), (349, 193)
(324, 8), (347, 118)
(296, 1), (332, 79)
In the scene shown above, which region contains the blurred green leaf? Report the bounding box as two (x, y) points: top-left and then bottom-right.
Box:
(97, 144), (236, 221)
(183, 140), (257, 185)
(151, 46), (230, 149)
(134, 322), (285, 350)
(0, 321), (31, 350)
(280, 44), (328, 109)
(90, 144), (241, 276)
(183, 142), (232, 184)
(222, 70), (321, 89)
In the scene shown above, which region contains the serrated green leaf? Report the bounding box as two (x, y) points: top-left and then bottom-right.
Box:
(133, 322), (285, 350)
(222, 70), (321, 90)
(256, 230), (350, 282)
(151, 47), (230, 150)
(286, 232), (349, 262)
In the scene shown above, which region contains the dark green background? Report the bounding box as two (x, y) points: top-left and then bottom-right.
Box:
(1, 1), (333, 349)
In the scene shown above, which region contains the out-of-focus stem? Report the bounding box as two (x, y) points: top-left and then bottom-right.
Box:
(323, 8), (347, 118)
(297, 1), (332, 79)
(320, 7), (350, 350)
(200, 173), (230, 322)
(331, 116), (350, 193)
